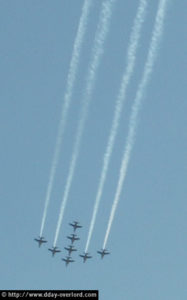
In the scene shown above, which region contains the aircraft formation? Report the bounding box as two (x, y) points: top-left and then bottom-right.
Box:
(36, 0), (168, 264)
(35, 221), (110, 267)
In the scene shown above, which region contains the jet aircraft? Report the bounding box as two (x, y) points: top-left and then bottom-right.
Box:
(67, 234), (80, 244)
(34, 236), (47, 247)
(97, 249), (110, 259)
(48, 246), (61, 257)
(62, 256), (74, 267)
(64, 245), (77, 256)
(69, 221), (82, 232)
(79, 252), (92, 263)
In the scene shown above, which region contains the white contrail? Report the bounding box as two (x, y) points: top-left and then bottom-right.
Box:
(103, 0), (168, 249)
(53, 0), (116, 247)
(85, 0), (148, 253)
(39, 0), (92, 237)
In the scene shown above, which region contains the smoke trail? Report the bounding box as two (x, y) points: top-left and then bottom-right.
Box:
(103, 0), (168, 249)
(53, 0), (116, 247)
(39, 0), (92, 237)
(85, 0), (147, 253)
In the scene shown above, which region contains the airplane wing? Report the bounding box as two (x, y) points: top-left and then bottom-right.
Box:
(62, 258), (74, 262)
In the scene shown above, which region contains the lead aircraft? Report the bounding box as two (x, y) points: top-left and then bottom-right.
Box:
(62, 256), (74, 267)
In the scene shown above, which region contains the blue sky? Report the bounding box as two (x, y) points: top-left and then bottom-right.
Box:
(0, 0), (186, 299)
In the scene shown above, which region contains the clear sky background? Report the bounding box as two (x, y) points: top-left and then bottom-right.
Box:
(0, 0), (186, 299)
